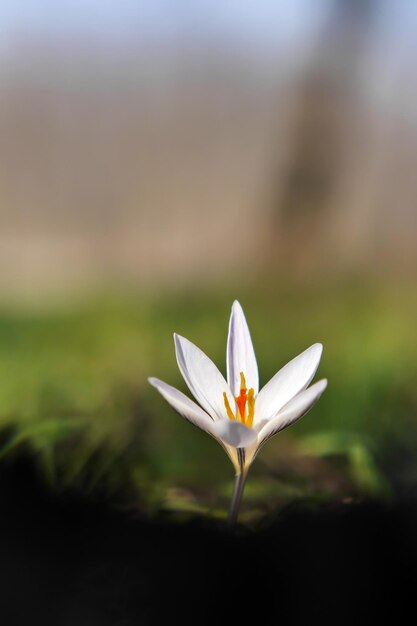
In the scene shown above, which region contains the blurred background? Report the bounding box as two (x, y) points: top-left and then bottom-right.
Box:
(0, 0), (416, 521)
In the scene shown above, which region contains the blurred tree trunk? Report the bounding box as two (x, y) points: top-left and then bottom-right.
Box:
(264, 0), (377, 273)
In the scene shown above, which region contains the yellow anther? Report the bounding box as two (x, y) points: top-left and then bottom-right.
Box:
(239, 371), (247, 391)
(246, 388), (255, 428)
(223, 392), (236, 421)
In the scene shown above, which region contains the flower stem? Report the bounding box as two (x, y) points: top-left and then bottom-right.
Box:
(228, 471), (247, 528)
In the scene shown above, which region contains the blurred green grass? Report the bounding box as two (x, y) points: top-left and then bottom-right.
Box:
(0, 278), (416, 519)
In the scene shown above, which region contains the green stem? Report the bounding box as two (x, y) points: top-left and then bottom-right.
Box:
(228, 471), (247, 528)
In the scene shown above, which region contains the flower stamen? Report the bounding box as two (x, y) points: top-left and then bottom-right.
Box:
(223, 392), (236, 421)
(223, 371), (255, 426)
(246, 388), (255, 428)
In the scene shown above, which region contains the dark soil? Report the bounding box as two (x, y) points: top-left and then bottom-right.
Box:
(0, 456), (416, 626)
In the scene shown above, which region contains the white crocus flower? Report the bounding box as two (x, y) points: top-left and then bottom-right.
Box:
(149, 301), (327, 525)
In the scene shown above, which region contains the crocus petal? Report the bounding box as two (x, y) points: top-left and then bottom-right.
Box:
(212, 419), (259, 448)
(227, 300), (259, 396)
(257, 379), (328, 447)
(174, 334), (234, 421)
(254, 343), (323, 425)
(148, 377), (216, 436)
(149, 378), (241, 471)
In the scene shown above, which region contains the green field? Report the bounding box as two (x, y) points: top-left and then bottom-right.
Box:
(0, 278), (416, 521)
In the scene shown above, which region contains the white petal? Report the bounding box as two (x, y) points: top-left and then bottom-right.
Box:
(254, 343), (323, 425)
(257, 379), (328, 447)
(149, 378), (241, 471)
(148, 377), (216, 436)
(212, 419), (258, 448)
(174, 334), (234, 421)
(227, 301), (259, 396)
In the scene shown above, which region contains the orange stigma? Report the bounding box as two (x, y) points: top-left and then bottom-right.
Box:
(223, 371), (255, 427)
(235, 372), (248, 423)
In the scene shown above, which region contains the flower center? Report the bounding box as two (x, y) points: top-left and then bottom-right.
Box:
(223, 372), (255, 428)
